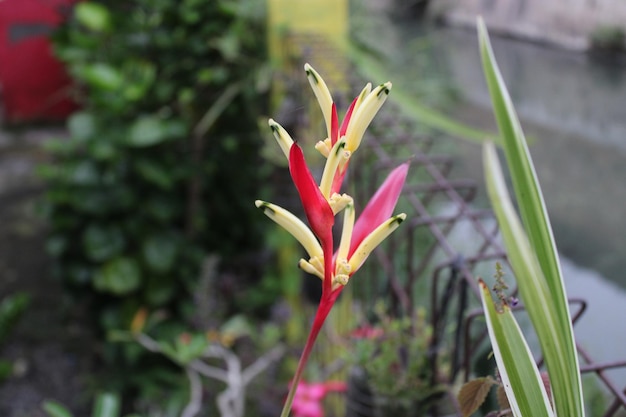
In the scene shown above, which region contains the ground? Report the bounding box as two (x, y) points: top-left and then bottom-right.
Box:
(0, 126), (93, 416)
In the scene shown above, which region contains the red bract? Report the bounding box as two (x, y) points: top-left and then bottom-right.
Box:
(289, 144), (335, 244)
(289, 143), (335, 294)
(349, 162), (409, 259)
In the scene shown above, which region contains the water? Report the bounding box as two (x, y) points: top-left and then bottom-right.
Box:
(438, 26), (626, 391)
(384, 25), (626, 290)
(368, 19), (626, 391)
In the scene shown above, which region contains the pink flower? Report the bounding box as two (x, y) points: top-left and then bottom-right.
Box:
(291, 380), (347, 417)
(351, 325), (385, 340)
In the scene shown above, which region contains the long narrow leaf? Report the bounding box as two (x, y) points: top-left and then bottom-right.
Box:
(477, 18), (566, 314)
(478, 18), (584, 417)
(478, 280), (554, 417)
(42, 401), (73, 417)
(92, 392), (120, 417)
(483, 141), (583, 417)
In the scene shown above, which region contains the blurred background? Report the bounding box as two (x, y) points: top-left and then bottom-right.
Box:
(0, 0), (625, 416)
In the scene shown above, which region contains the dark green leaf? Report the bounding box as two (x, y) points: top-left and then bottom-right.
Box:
(93, 258), (141, 295)
(0, 360), (12, 382)
(83, 225), (125, 262)
(144, 275), (176, 306)
(134, 159), (173, 189)
(0, 292), (30, 342)
(42, 400), (73, 417)
(46, 235), (68, 257)
(142, 233), (178, 273)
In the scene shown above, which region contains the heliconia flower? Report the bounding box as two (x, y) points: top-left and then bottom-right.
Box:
(305, 63), (392, 195)
(260, 151), (408, 417)
(298, 162), (409, 288)
(256, 64), (405, 417)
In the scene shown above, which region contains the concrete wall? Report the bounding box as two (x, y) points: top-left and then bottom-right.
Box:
(436, 0), (626, 50)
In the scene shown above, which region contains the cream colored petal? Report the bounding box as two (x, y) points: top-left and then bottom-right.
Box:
(304, 63), (334, 142)
(344, 82), (392, 152)
(348, 213), (406, 273)
(352, 83), (372, 116)
(328, 193), (352, 215)
(336, 202), (355, 262)
(298, 259), (324, 280)
(315, 138), (332, 158)
(268, 119), (294, 160)
(255, 200), (322, 258)
(319, 138), (350, 199)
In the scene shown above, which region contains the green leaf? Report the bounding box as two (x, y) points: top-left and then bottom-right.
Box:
(144, 275), (176, 306)
(68, 112), (96, 141)
(142, 233), (178, 273)
(478, 280), (554, 417)
(0, 359), (12, 382)
(67, 160), (99, 185)
(75, 2), (111, 32)
(479, 18), (584, 417)
(121, 60), (156, 102)
(220, 314), (253, 340)
(134, 159), (174, 189)
(42, 400), (73, 417)
(92, 392), (120, 417)
(0, 292), (30, 342)
(93, 258), (141, 295)
(83, 225), (125, 262)
(80, 63), (123, 91)
(174, 333), (210, 364)
(214, 32), (240, 61)
(126, 116), (184, 147)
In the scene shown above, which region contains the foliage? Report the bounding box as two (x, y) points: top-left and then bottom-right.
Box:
(348, 303), (448, 414)
(108, 311), (285, 416)
(590, 25), (625, 52)
(0, 292), (30, 383)
(472, 18), (584, 417)
(39, 0), (269, 394)
(43, 392), (137, 417)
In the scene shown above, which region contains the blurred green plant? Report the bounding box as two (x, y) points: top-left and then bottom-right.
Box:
(39, 0), (269, 395)
(590, 25), (625, 52)
(43, 392), (137, 417)
(107, 310), (284, 416)
(0, 292), (30, 383)
(347, 302), (448, 415)
(458, 19), (584, 417)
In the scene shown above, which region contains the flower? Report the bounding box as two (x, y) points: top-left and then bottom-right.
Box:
(291, 380), (347, 417)
(255, 64), (408, 417)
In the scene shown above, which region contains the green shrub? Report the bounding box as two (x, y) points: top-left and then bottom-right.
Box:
(39, 0), (269, 389)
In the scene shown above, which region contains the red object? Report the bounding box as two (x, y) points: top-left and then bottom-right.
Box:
(0, 0), (78, 123)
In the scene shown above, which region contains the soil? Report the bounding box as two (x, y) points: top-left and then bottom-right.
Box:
(0, 126), (94, 417)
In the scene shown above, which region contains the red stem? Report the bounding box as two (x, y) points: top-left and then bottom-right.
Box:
(279, 289), (342, 417)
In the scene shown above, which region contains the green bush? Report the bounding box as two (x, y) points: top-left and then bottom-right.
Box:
(39, 0), (269, 386)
